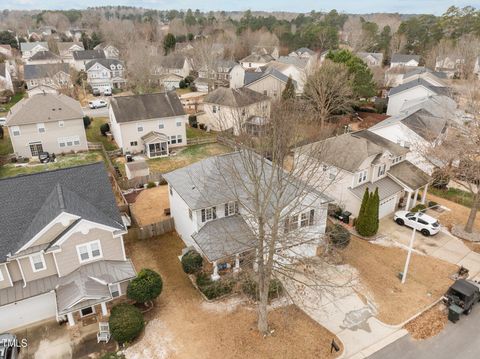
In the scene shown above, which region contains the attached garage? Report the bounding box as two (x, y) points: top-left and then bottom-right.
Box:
(0, 292), (57, 332)
(379, 194), (398, 219)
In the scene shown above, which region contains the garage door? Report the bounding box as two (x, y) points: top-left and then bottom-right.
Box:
(0, 292), (57, 332)
(379, 195), (397, 219)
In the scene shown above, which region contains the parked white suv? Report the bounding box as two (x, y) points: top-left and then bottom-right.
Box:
(393, 211), (441, 236)
(88, 100), (108, 109)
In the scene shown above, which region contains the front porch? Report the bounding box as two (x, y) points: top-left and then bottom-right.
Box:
(141, 131), (169, 158)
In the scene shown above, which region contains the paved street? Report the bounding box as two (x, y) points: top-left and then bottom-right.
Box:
(368, 305), (480, 359)
(82, 106), (109, 118)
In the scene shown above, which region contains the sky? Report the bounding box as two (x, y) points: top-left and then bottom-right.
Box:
(0, 0), (477, 15)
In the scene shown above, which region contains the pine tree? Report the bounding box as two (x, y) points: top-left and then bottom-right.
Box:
(372, 187), (380, 234)
(282, 76), (295, 101)
(355, 188), (370, 235)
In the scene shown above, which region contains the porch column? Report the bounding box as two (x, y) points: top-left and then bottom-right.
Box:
(421, 183), (429, 204)
(233, 254), (241, 273)
(405, 191), (412, 210)
(211, 261), (220, 281)
(67, 312), (75, 326)
(413, 189), (419, 208)
(101, 302), (108, 316)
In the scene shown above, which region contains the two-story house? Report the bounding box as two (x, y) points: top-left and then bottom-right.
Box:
(200, 87), (270, 134)
(86, 58), (126, 92)
(24, 63), (72, 96)
(20, 42), (49, 61)
(357, 52), (384, 67)
(71, 50), (106, 71)
(239, 53), (274, 70)
(244, 67), (297, 99)
(109, 92), (187, 157)
(164, 151), (331, 280)
(295, 130), (431, 220)
(0, 163), (136, 332)
(6, 93), (88, 158)
(26, 50), (63, 65)
(57, 42), (85, 61)
(153, 54), (192, 90)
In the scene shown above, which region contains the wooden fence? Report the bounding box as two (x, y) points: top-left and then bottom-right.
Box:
(117, 171), (165, 190)
(124, 217), (175, 241)
(187, 136), (217, 146)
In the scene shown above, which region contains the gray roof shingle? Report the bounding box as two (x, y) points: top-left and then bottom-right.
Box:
(28, 50), (60, 61)
(391, 53), (421, 63)
(110, 91), (185, 123)
(350, 176), (404, 201)
(0, 163), (124, 261)
(72, 49), (105, 61)
(20, 42), (48, 53)
(85, 58), (124, 71)
(389, 78), (450, 97)
(24, 63), (70, 80)
(388, 161), (431, 190)
(204, 87), (269, 107)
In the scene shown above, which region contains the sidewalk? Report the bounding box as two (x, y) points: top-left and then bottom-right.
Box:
(282, 261), (408, 358)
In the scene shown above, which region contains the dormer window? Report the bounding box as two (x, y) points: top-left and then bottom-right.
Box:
(110, 64), (116, 70)
(377, 164), (386, 177)
(357, 169), (368, 184)
(201, 206), (217, 223)
(37, 123), (46, 134)
(224, 201), (239, 216)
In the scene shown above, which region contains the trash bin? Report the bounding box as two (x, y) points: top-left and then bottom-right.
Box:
(339, 211), (352, 224)
(448, 304), (463, 323)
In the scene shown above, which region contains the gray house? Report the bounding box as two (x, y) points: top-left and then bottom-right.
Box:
(0, 163), (135, 332)
(6, 93), (88, 158)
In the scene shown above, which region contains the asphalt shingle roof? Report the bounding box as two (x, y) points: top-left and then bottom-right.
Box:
(24, 63), (70, 80)
(110, 91), (185, 123)
(204, 87), (269, 107)
(389, 78), (450, 97)
(388, 160), (431, 190)
(350, 176), (403, 201)
(85, 58), (124, 71)
(20, 42), (48, 53)
(6, 93), (83, 126)
(391, 53), (421, 63)
(72, 49), (105, 61)
(0, 163), (124, 261)
(28, 50), (60, 61)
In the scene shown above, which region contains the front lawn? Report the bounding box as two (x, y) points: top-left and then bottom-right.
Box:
(0, 129), (13, 155)
(85, 117), (118, 151)
(186, 126), (216, 139)
(0, 151), (104, 178)
(429, 187), (473, 208)
(148, 143), (231, 173)
(0, 92), (26, 113)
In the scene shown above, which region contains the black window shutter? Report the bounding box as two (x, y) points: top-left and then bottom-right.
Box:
(201, 209), (205, 222)
(225, 203), (228, 216)
(212, 207), (217, 219)
(309, 209), (315, 225)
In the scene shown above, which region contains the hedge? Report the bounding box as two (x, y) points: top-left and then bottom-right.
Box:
(109, 304), (144, 344)
(182, 250), (203, 274)
(196, 273), (233, 300)
(328, 223), (351, 249)
(127, 268), (163, 303)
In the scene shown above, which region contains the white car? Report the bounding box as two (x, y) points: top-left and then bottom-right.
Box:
(393, 210), (441, 236)
(0, 117), (6, 126)
(103, 87), (112, 96)
(88, 100), (108, 109)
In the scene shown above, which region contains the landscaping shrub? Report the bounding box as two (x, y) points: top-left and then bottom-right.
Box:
(355, 187), (379, 237)
(179, 79), (187, 88)
(109, 303), (144, 344)
(428, 201), (438, 208)
(146, 181), (156, 188)
(410, 204), (427, 213)
(181, 250), (203, 274)
(241, 277), (283, 301)
(83, 116), (91, 129)
(100, 123), (110, 136)
(127, 268), (163, 304)
(328, 223), (351, 249)
(196, 273), (233, 300)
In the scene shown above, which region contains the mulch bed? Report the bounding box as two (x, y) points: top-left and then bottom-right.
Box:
(404, 303), (448, 340)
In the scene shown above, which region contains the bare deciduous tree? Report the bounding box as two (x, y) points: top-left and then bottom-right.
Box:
(303, 60), (354, 128)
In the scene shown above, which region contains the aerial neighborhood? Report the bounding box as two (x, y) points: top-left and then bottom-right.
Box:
(0, 5), (480, 359)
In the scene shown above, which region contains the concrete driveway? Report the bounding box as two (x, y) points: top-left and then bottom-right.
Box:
(379, 215), (480, 279)
(282, 260), (407, 358)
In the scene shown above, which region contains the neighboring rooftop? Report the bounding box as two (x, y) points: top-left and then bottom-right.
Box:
(391, 53), (421, 63)
(20, 41), (48, 53)
(7, 93), (83, 125)
(403, 67), (448, 80)
(240, 53), (274, 64)
(57, 41), (84, 53)
(0, 163), (124, 262)
(357, 52), (384, 63)
(24, 63), (70, 80)
(85, 58), (124, 71)
(204, 87), (269, 107)
(28, 50), (61, 62)
(72, 49), (106, 61)
(161, 54), (187, 69)
(389, 78), (451, 97)
(245, 67), (295, 86)
(110, 91), (185, 123)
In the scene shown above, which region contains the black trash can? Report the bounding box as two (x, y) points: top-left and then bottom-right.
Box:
(448, 304), (463, 323)
(339, 211), (352, 224)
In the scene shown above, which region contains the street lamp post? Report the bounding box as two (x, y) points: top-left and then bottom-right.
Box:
(401, 204), (440, 284)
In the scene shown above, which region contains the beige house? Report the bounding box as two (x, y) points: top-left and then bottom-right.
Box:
(24, 63), (72, 96)
(109, 92), (188, 157)
(244, 67), (297, 99)
(201, 87), (270, 135)
(0, 163), (136, 332)
(94, 43), (120, 59)
(57, 42), (84, 60)
(6, 93), (88, 158)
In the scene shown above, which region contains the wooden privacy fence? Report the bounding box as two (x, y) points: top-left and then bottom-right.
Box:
(187, 136), (217, 146)
(117, 171), (165, 190)
(124, 218), (175, 241)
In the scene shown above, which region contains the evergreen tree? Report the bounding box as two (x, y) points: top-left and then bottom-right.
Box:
(163, 33), (176, 55)
(355, 188), (370, 235)
(282, 76), (295, 101)
(372, 187), (380, 234)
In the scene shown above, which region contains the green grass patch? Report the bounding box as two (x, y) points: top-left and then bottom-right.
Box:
(175, 88), (192, 95)
(0, 151), (104, 179)
(85, 117), (118, 151)
(0, 130), (13, 156)
(429, 187), (474, 208)
(147, 143), (231, 173)
(0, 92), (26, 113)
(186, 126), (215, 139)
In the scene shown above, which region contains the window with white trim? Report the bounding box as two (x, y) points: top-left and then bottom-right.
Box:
(37, 123), (46, 134)
(357, 169), (368, 184)
(76, 240), (103, 263)
(137, 123), (144, 133)
(58, 120), (64, 128)
(201, 206), (217, 223)
(58, 136), (80, 148)
(169, 135), (183, 144)
(109, 283), (121, 297)
(158, 121), (165, 129)
(130, 141), (138, 146)
(212, 105), (217, 113)
(224, 201), (239, 216)
(284, 209), (315, 233)
(11, 126), (20, 137)
(377, 164), (386, 177)
(176, 121), (182, 127)
(29, 253), (46, 272)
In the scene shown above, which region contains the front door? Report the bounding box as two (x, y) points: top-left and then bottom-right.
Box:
(29, 143), (43, 157)
(80, 306), (95, 317)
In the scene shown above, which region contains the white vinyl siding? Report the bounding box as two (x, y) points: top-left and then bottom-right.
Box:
(76, 240), (103, 263)
(11, 126), (20, 136)
(37, 123), (46, 133)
